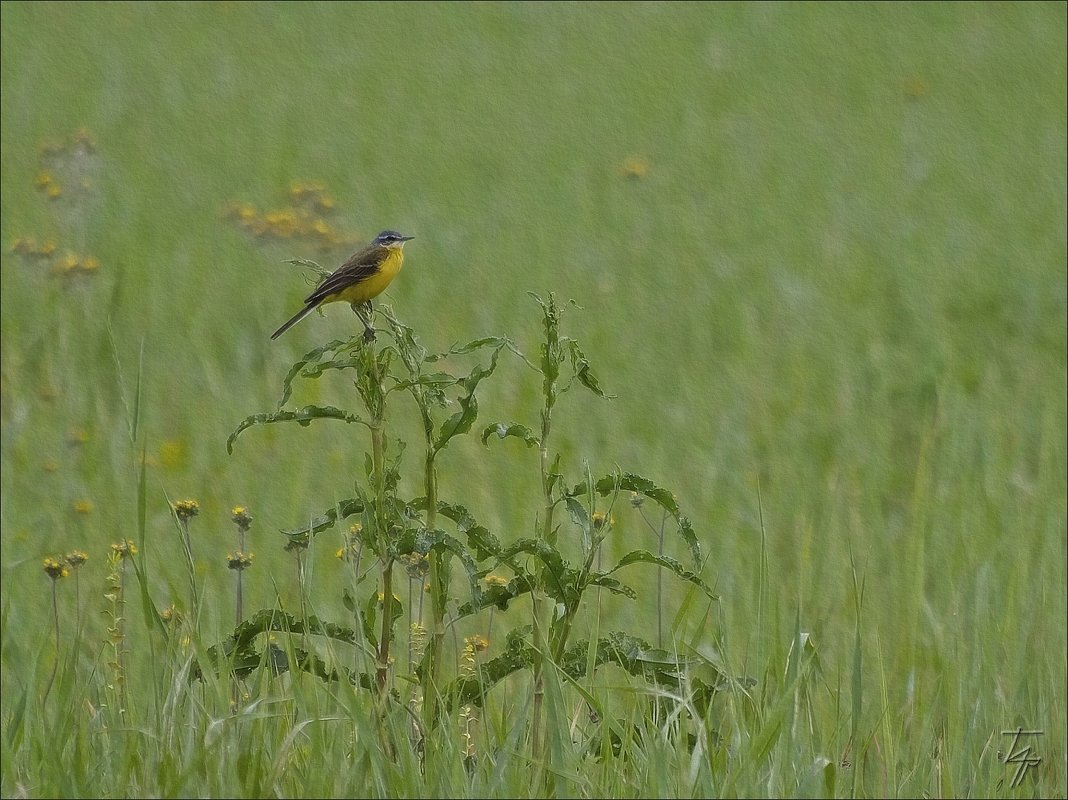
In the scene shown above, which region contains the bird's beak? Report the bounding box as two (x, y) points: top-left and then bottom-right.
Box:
(400, 235), (414, 242)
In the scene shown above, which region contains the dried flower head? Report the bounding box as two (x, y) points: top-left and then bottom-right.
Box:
(173, 499), (200, 521)
(110, 540), (138, 559)
(43, 557), (70, 580)
(231, 506), (253, 531)
(226, 551), (254, 571)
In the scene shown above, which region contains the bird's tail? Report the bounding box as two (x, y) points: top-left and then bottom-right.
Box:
(270, 303), (317, 340)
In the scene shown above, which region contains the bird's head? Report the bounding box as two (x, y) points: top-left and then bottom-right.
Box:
(373, 230), (414, 249)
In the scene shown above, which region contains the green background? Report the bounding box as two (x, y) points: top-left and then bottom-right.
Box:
(2, 2), (1065, 795)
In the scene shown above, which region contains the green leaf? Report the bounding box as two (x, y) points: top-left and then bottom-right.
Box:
(607, 549), (718, 600)
(394, 525), (485, 607)
(546, 453), (563, 498)
(129, 445), (169, 639)
(390, 371), (458, 392)
(442, 624), (536, 708)
(299, 356), (364, 379)
(564, 497), (590, 532)
(434, 395), (477, 453)
(585, 574), (637, 599)
(227, 405), (367, 453)
(433, 347), (504, 453)
(342, 589), (357, 614)
(278, 498), (364, 539)
(481, 421), (539, 447)
(278, 339), (349, 408)
(362, 591), (379, 651)
(439, 335), (512, 357)
(595, 472), (702, 565)
(564, 338), (609, 398)
(196, 609), (365, 685)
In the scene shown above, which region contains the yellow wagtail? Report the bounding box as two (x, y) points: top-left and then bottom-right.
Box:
(271, 230), (414, 341)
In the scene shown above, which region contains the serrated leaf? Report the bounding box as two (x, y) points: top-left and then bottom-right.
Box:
(227, 405), (366, 453)
(444, 336), (511, 356)
(564, 497), (590, 531)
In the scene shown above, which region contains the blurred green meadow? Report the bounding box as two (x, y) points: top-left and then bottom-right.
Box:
(1, 2), (1065, 796)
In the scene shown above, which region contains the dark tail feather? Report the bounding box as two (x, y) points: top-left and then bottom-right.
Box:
(271, 304), (317, 340)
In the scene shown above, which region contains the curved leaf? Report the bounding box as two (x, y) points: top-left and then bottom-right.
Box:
(433, 346), (504, 453)
(227, 405), (367, 453)
(564, 338), (609, 398)
(595, 472), (701, 565)
(607, 549), (718, 600)
(278, 498), (365, 540)
(481, 422), (540, 447)
(278, 339), (349, 408)
(586, 574), (637, 599)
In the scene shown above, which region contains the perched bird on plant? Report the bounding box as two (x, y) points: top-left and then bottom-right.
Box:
(271, 229), (414, 341)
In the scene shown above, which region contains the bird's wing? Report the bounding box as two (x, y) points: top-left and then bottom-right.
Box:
(304, 248), (384, 304)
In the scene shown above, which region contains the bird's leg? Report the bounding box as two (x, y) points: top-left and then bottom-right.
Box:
(352, 301), (376, 342)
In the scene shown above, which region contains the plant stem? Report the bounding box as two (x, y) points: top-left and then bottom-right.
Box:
(531, 397), (555, 772)
(423, 446), (445, 729)
(42, 581), (60, 705)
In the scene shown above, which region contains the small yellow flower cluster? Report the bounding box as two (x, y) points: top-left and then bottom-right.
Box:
(14, 129), (102, 279)
(65, 551), (89, 568)
(173, 499), (200, 521)
(110, 540), (138, 559)
(43, 556), (70, 580)
(288, 181), (335, 211)
(231, 506), (253, 532)
(35, 170), (63, 200)
(409, 622), (428, 658)
(223, 182), (356, 253)
(35, 128), (98, 200)
(226, 550), (254, 571)
(592, 511), (613, 530)
(466, 635), (489, 653)
(483, 574), (509, 588)
(10, 237), (101, 278)
(9, 236), (57, 258)
(619, 154), (651, 180)
(335, 523), (363, 561)
(53, 251), (101, 276)
(459, 635), (489, 680)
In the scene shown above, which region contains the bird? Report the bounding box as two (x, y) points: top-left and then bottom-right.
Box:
(270, 229), (414, 341)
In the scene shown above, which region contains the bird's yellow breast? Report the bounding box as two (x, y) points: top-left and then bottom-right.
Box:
(325, 247), (405, 306)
